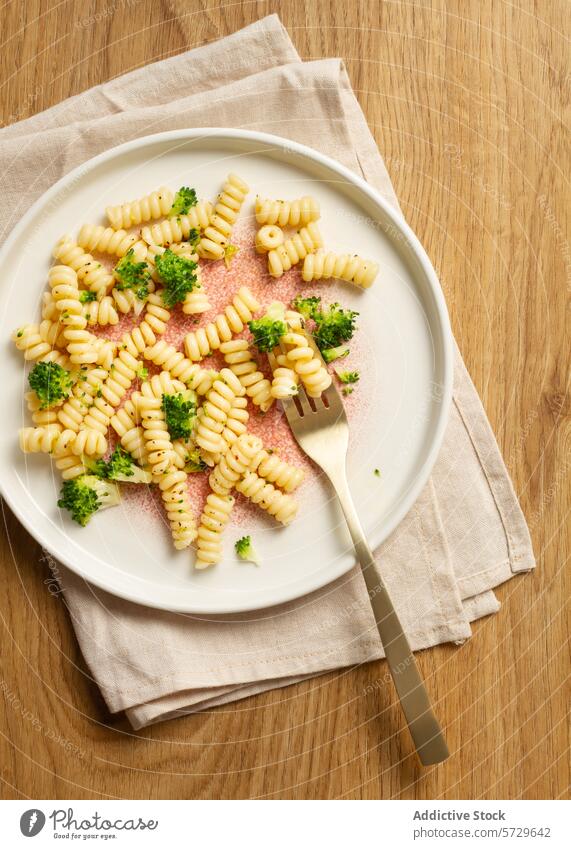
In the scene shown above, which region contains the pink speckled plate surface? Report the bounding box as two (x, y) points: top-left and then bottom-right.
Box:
(0, 130), (452, 613)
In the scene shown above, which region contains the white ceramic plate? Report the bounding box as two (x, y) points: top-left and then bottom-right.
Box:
(0, 129), (452, 613)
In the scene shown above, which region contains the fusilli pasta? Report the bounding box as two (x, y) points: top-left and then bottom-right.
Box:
(267, 222), (323, 278)
(183, 286), (260, 360)
(143, 340), (217, 395)
(141, 202), (212, 246)
(255, 195), (320, 228)
(250, 448), (305, 493)
(282, 331), (332, 397)
(81, 349), (140, 433)
(195, 368), (245, 455)
(209, 433), (263, 495)
(194, 492), (234, 570)
(53, 238), (114, 297)
(198, 173), (249, 260)
(78, 224), (147, 260)
(219, 339), (273, 411)
(236, 472), (298, 525)
(302, 251), (379, 288)
(106, 187), (174, 230)
(57, 367), (108, 431)
(254, 224), (284, 253)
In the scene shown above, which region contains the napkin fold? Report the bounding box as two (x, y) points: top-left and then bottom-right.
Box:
(1, 15), (534, 729)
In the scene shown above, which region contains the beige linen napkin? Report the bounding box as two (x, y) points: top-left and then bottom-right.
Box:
(1, 16), (534, 728)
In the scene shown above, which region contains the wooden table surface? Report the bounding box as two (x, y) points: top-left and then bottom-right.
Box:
(0, 0), (569, 800)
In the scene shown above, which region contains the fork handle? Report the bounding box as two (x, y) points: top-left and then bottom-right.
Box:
(331, 472), (450, 765)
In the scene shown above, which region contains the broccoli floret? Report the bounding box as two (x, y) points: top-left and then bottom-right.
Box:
(184, 446), (208, 473)
(28, 361), (73, 409)
(154, 249), (198, 307)
(162, 390), (197, 440)
(313, 302), (358, 351)
(234, 535), (260, 566)
(248, 303), (287, 352)
(86, 447), (152, 484)
(79, 290), (97, 304)
(57, 475), (120, 526)
(291, 295), (321, 321)
(322, 344), (350, 364)
(114, 249), (151, 300)
(136, 365), (148, 381)
(224, 243), (240, 268)
(170, 186), (197, 215)
(335, 369), (360, 385)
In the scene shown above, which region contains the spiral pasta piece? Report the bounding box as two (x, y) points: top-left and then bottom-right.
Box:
(219, 339), (273, 411)
(12, 324), (55, 362)
(52, 238), (114, 296)
(140, 371), (187, 399)
(250, 449), (305, 493)
(157, 468), (197, 549)
(111, 286), (149, 316)
(201, 395), (250, 467)
(56, 366), (107, 431)
(195, 368), (244, 455)
(302, 251), (379, 289)
(69, 428), (108, 457)
(141, 202), (212, 246)
(53, 450), (87, 480)
(25, 391), (61, 427)
(184, 286), (260, 361)
(194, 492), (234, 570)
(209, 434), (263, 495)
(198, 174), (249, 260)
(110, 398), (147, 465)
(42, 291), (59, 321)
(143, 340), (217, 395)
(19, 425), (76, 455)
(119, 293), (171, 357)
(82, 295), (119, 326)
(77, 224), (147, 260)
(254, 224), (284, 254)
(182, 283), (210, 315)
(93, 338), (117, 370)
(268, 349), (299, 400)
(255, 195), (320, 228)
(81, 350), (140, 433)
(136, 394), (175, 476)
(282, 331), (332, 398)
(267, 222), (323, 278)
(236, 472), (298, 525)
(106, 186), (174, 230)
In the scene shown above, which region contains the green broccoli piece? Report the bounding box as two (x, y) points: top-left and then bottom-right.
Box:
(291, 295), (321, 321)
(79, 290), (97, 304)
(154, 249), (198, 307)
(224, 243), (240, 268)
(234, 535), (260, 566)
(28, 361), (73, 409)
(184, 446), (208, 473)
(114, 249), (151, 300)
(170, 186), (197, 216)
(322, 344), (350, 364)
(162, 391), (197, 440)
(313, 302), (358, 351)
(86, 446), (152, 484)
(334, 369), (360, 385)
(248, 303), (288, 353)
(136, 365), (148, 381)
(57, 475), (120, 526)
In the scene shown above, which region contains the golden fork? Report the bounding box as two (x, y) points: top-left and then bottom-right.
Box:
(281, 344), (449, 765)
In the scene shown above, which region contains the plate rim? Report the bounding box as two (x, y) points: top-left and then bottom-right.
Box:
(0, 127), (453, 613)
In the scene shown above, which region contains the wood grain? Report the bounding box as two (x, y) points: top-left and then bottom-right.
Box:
(0, 0), (569, 800)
